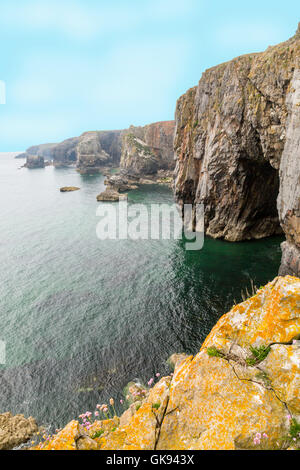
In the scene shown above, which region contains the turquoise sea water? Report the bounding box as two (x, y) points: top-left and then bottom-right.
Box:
(0, 153), (284, 429)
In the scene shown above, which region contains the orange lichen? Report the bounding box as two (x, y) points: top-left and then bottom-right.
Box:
(32, 275), (300, 451)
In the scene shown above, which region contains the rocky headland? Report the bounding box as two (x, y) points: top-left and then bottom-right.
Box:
(18, 121), (175, 179)
(25, 155), (45, 169)
(99, 121), (175, 199)
(29, 275), (300, 450)
(173, 24), (300, 276)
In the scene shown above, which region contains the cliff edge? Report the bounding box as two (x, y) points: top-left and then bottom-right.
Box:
(32, 275), (300, 450)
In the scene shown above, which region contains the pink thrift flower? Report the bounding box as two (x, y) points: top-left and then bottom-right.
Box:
(262, 433), (268, 438)
(156, 373), (160, 377)
(94, 411), (99, 416)
(120, 399), (124, 404)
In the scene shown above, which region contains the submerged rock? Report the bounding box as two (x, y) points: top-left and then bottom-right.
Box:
(0, 412), (38, 450)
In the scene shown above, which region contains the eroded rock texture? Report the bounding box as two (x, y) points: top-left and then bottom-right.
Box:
(22, 122), (175, 176)
(174, 25), (300, 273)
(121, 121), (175, 176)
(0, 412), (38, 450)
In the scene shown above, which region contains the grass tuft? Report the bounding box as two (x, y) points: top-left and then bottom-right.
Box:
(206, 346), (224, 358)
(91, 429), (104, 439)
(246, 345), (271, 366)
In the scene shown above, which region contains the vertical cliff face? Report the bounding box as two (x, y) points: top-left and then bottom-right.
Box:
(278, 68), (300, 275)
(174, 25), (300, 273)
(120, 121), (175, 176)
(75, 131), (123, 173)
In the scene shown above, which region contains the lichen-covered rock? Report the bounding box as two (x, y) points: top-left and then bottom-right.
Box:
(174, 24), (300, 274)
(157, 353), (287, 450)
(157, 275), (300, 450)
(32, 275), (300, 451)
(202, 275), (300, 350)
(0, 412), (38, 450)
(167, 353), (189, 370)
(259, 342), (300, 418)
(98, 376), (171, 450)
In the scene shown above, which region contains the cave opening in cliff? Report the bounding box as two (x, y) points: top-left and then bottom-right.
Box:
(237, 158), (282, 238)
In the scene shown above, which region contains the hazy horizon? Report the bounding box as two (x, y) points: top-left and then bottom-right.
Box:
(0, 0), (299, 152)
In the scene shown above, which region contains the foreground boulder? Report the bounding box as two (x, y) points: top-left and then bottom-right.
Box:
(32, 275), (300, 450)
(0, 412), (38, 450)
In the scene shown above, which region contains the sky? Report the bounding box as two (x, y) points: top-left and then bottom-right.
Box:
(0, 0), (299, 151)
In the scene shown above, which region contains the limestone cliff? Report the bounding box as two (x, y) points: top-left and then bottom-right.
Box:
(174, 24), (300, 275)
(76, 130), (123, 173)
(120, 121), (175, 176)
(22, 137), (79, 167)
(33, 275), (300, 451)
(21, 121), (174, 175)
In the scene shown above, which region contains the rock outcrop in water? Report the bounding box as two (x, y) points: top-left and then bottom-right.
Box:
(0, 412), (38, 450)
(25, 155), (45, 169)
(32, 275), (300, 451)
(174, 24), (300, 276)
(60, 186), (80, 192)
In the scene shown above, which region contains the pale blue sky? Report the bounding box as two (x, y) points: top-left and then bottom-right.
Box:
(0, 0), (299, 151)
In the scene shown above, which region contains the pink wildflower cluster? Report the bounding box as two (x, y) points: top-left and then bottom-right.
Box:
(79, 398), (117, 430)
(253, 432), (268, 445)
(147, 372), (161, 387)
(79, 411), (93, 431)
(128, 386), (147, 399)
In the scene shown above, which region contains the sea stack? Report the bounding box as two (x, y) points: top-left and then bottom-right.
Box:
(25, 155), (45, 169)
